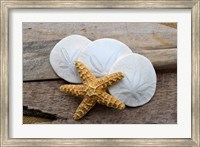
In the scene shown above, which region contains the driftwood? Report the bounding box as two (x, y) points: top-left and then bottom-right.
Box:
(23, 72), (177, 124)
(135, 48), (177, 70)
(23, 22), (177, 49)
(23, 22), (177, 124)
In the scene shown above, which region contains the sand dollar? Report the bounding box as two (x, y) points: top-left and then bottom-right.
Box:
(109, 54), (157, 107)
(78, 38), (133, 77)
(50, 35), (92, 83)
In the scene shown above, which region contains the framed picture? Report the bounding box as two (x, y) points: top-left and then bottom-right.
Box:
(1, 0), (199, 146)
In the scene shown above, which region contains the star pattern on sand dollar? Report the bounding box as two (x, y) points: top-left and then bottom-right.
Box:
(59, 61), (125, 120)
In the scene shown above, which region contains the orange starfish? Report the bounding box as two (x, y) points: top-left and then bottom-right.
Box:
(60, 61), (125, 120)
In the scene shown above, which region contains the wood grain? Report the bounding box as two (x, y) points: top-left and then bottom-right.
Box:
(23, 22), (177, 50)
(23, 40), (58, 81)
(135, 48), (177, 70)
(23, 22), (177, 124)
(23, 72), (177, 124)
(23, 116), (52, 124)
(23, 39), (177, 81)
(160, 23), (177, 29)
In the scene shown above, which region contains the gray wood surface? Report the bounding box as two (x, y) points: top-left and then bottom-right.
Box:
(23, 72), (177, 124)
(23, 22), (177, 49)
(23, 22), (177, 124)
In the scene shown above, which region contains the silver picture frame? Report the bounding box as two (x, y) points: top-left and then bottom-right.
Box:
(1, 0), (199, 146)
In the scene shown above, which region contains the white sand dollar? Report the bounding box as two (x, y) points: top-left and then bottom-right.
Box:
(78, 38), (133, 77)
(109, 54), (157, 107)
(50, 35), (92, 83)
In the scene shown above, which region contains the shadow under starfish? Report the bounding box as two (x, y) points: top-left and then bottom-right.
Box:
(60, 61), (125, 120)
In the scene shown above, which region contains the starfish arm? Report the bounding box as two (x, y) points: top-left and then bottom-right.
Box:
(73, 96), (97, 120)
(59, 85), (86, 97)
(75, 61), (96, 84)
(97, 91), (125, 110)
(96, 72), (124, 89)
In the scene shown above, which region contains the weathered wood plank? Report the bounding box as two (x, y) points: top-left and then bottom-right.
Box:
(23, 22), (177, 50)
(135, 48), (177, 70)
(23, 39), (177, 81)
(23, 40), (58, 81)
(23, 72), (177, 124)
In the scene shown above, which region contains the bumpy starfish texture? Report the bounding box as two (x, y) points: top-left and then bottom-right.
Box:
(60, 61), (125, 120)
